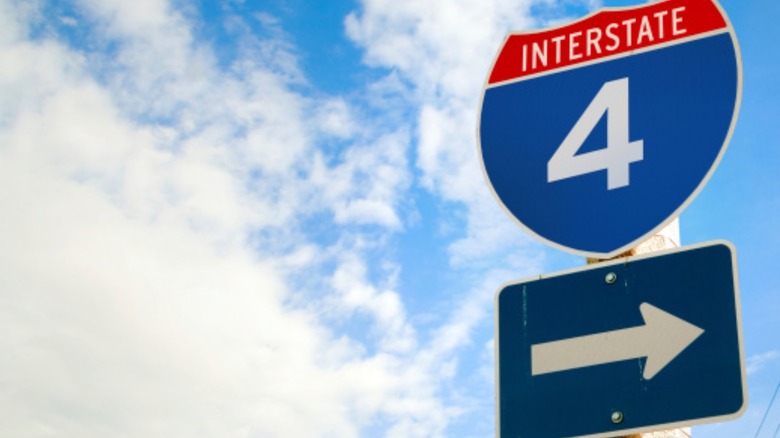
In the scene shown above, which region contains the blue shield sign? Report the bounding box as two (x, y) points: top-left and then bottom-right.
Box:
(478, 0), (742, 258)
(496, 241), (747, 437)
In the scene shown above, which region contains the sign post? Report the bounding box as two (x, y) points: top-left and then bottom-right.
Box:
(589, 221), (692, 438)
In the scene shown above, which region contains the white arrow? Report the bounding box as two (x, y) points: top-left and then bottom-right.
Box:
(531, 303), (704, 380)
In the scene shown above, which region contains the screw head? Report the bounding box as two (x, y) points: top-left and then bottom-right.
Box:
(611, 411), (624, 424)
(605, 272), (617, 284)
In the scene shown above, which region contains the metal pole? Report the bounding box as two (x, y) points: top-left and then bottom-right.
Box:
(587, 219), (692, 438)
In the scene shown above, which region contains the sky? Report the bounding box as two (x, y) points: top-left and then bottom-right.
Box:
(0, 0), (777, 437)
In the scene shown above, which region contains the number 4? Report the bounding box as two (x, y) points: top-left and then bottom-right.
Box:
(547, 77), (644, 190)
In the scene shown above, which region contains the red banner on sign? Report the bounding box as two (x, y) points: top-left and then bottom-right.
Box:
(488, 0), (727, 85)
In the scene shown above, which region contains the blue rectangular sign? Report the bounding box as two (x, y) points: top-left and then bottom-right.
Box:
(496, 241), (746, 437)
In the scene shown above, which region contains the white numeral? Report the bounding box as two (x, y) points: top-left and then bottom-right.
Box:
(547, 77), (643, 190)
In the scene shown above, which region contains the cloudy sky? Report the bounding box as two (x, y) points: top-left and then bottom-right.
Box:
(1, 0), (778, 437)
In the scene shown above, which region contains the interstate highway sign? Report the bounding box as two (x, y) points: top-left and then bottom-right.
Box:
(495, 241), (747, 438)
(478, 0), (742, 258)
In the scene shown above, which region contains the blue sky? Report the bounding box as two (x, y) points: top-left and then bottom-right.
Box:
(0, 0), (777, 437)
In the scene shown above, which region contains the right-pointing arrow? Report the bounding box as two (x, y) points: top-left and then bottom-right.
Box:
(532, 302), (704, 379)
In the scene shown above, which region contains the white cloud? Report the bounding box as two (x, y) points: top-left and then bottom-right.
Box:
(311, 129), (411, 230)
(0, 162), (360, 437)
(0, 1), (446, 436)
(59, 15), (78, 27)
(747, 350), (780, 375)
(345, 0), (537, 100)
(330, 253), (416, 354)
(0, 0), (36, 45)
(315, 98), (357, 139)
(345, 0), (593, 268)
(341, 1), (597, 429)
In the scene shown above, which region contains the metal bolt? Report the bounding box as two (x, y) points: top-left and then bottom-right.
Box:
(605, 272), (617, 284)
(611, 411), (624, 424)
